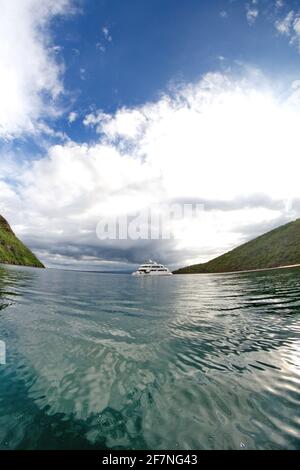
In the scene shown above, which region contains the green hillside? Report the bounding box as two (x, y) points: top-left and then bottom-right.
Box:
(174, 218), (300, 274)
(0, 215), (44, 268)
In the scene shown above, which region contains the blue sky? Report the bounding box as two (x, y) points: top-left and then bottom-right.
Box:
(6, 0), (300, 150)
(59, 0), (299, 108)
(46, 1), (300, 141)
(1, 0), (300, 269)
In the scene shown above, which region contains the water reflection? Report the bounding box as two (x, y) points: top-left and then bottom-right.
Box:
(0, 264), (300, 449)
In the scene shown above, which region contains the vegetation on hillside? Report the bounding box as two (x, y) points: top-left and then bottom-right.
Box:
(0, 215), (44, 268)
(174, 219), (300, 274)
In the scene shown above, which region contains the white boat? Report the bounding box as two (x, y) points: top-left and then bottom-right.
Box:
(132, 259), (173, 276)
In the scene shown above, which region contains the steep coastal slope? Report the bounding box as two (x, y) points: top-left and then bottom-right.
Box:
(0, 215), (44, 268)
(174, 219), (300, 274)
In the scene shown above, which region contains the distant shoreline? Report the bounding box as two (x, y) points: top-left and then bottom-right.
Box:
(174, 264), (300, 276)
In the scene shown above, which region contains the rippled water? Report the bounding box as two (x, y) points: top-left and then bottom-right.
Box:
(0, 264), (300, 449)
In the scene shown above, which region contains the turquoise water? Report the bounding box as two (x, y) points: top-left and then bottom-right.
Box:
(0, 264), (300, 450)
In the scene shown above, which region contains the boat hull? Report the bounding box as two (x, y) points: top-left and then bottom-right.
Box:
(132, 271), (173, 276)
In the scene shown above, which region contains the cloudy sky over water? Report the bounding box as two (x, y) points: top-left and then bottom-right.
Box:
(1, 0), (300, 270)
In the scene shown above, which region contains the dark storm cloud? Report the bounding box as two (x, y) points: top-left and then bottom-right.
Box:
(24, 234), (181, 268)
(22, 193), (300, 270)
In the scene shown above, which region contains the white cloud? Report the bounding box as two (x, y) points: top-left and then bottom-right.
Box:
(275, 10), (300, 51)
(0, 0), (74, 140)
(275, 10), (294, 35)
(293, 17), (300, 35)
(286, 79), (300, 107)
(80, 67), (86, 80)
(84, 108), (146, 140)
(2, 69), (300, 268)
(219, 11), (228, 19)
(68, 111), (78, 124)
(291, 79), (300, 90)
(35, 122), (69, 141)
(83, 110), (111, 130)
(96, 42), (106, 53)
(102, 26), (112, 42)
(246, 5), (259, 25)
(96, 25), (112, 51)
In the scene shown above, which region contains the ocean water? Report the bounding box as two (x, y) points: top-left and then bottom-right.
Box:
(0, 264), (300, 450)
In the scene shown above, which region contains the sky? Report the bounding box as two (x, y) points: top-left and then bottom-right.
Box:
(1, 0), (300, 270)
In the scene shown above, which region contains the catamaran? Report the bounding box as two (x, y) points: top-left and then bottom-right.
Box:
(132, 259), (173, 276)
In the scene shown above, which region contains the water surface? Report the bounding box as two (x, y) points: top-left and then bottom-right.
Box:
(0, 264), (300, 449)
